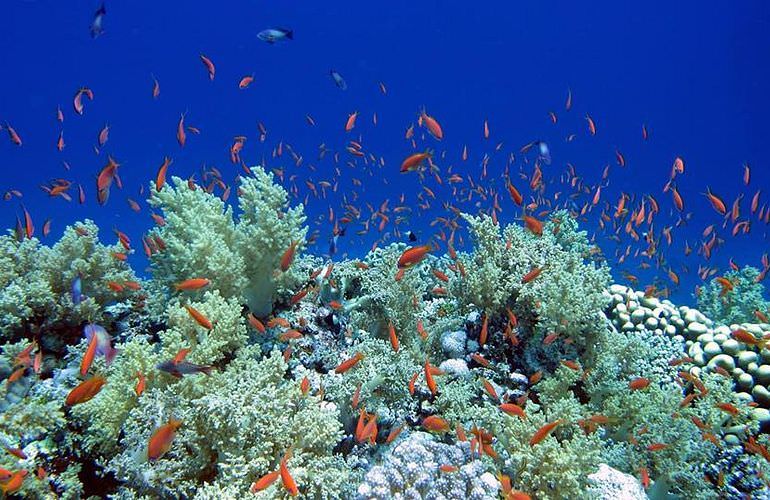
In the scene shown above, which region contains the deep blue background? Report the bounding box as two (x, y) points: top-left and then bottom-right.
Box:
(1, 1), (769, 303)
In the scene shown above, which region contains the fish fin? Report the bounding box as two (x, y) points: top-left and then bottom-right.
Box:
(201, 366), (213, 376)
(284, 29), (294, 40)
(105, 347), (119, 365)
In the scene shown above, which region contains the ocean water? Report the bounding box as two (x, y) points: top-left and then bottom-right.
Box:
(2, 1), (770, 499)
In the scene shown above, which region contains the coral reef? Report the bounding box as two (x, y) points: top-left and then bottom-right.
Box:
(356, 431), (500, 499)
(697, 266), (769, 326)
(147, 167), (307, 317)
(3, 182), (770, 499)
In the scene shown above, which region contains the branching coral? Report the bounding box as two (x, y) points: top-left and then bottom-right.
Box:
(450, 211), (610, 347)
(0, 219), (136, 337)
(104, 349), (355, 498)
(697, 266), (769, 326)
(147, 166), (307, 317)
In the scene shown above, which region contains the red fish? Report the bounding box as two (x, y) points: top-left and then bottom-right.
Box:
(397, 245), (431, 269)
(529, 419), (563, 446)
(628, 377), (650, 390)
(704, 187), (727, 215)
(65, 375), (106, 406)
(400, 151), (431, 173)
(422, 415), (450, 432)
(199, 54), (215, 80)
(184, 304), (213, 329)
(251, 471), (280, 493)
(420, 111), (443, 140)
(135, 370), (146, 396)
(177, 114), (187, 147)
(280, 241), (299, 271)
(80, 331), (99, 376)
(335, 352), (364, 373)
(388, 321), (399, 352)
(156, 156), (172, 191)
(523, 215), (543, 236)
(147, 419), (182, 461)
(3, 123), (22, 146)
(175, 278), (210, 291)
(345, 111), (358, 132)
(238, 74), (255, 89)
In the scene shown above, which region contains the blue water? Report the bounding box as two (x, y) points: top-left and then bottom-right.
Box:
(2, 0), (769, 303)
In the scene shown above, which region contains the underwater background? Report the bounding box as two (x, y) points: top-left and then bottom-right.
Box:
(1, 0), (770, 498)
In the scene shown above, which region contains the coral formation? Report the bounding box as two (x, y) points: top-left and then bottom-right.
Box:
(2, 174), (770, 499)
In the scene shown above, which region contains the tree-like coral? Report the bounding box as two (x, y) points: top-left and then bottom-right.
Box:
(450, 211), (610, 347)
(697, 266), (769, 326)
(0, 220), (137, 337)
(104, 349), (357, 499)
(147, 166), (308, 316)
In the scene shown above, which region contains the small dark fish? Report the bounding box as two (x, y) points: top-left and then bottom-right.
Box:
(90, 3), (106, 38)
(407, 231), (417, 242)
(330, 70), (347, 90)
(156, 359), (213, 378)
(72, 275), (84, 305)
(329, 235), (338, 256)
(257, 28), (293, 43)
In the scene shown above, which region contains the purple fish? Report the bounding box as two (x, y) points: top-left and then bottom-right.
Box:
(156, 360), (213, 378)
(84, 323), (118, 364)
(71, 275), (84, 305)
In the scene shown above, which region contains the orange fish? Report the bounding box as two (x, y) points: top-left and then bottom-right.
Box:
(80, 332), (99, 376)
(523, 215), (543, 236)
(184, 304), (213, 329)
(335, 352), (364, 373)
(731, 328), (768, 350)
(0, 470), (28, 495)
(397, 245), (431, 269)
(156, 156), (172, 191)
(4, 123), (22, 146)
(174, 278), (210, 291)
(388, 321), (399, 352)
(704, 187), (727, 215)
(479, 314), (488, 346)
(529, 419), (563, 446)
(177, 114), (187, 147)
(628, 377), (650, 390)
(238, 74), (255, 89)
(499, 403), (526, 419)
(420, 111), (443, 140)
(585, 114), (596, 135)
(345, 111), (358, 132)
(152, 76), (160, 99)
(422, 415), (450, 432)
(280, 241), (298, 271)
(251, 470), (280, 493)
(400, 151), (431, 173)
(248, 313), (266, 333)
(135, 370), (146, 396)
(671, 187), (684, 212)
(147, 418), (182, 461)
(502, 184), (523, 210)
(199, 54), (216, 80)
(424, 358), (438, 395)
(521, 267), (543, 284)
(97, 123), (109, 147)
(65, 375), (106, 406)
(280, 450), (299, 496)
